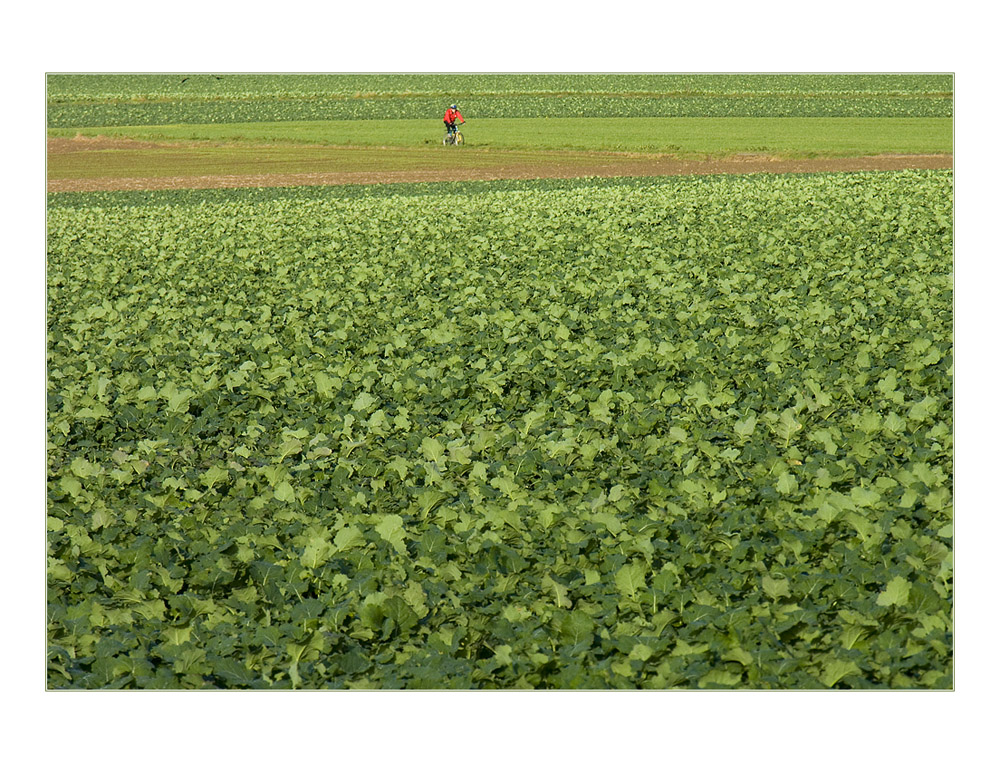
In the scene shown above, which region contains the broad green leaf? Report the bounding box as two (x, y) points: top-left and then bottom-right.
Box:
(554, 610), (594, 647)
(334, 525), (365, 551)
(212, 657), (256, 686)
(448, 441), (472, 465)
(387, 455), (410, 480)
(48, 559), (73, 582)
(821, 659), (861, 688)
(420, 437), (446, 464)
(776, 472), (798, 495)
(850, 486), (880, 507)
(352, 391), (378, 411)
(90, 504), (114, 530)
(775, 410), (803, 443)
(876, 576), (912, 607)
(669, 425), (688, 442)
(858, 411), (881, 434)
(278, 438), (303, 460)
(883, 412), (907, 434)
(698, 669), (743, 688)
(521, 408), (546, 435)
(59, 475), (82, 497)
(762, 575), (791, 600)
(502, 604), (531, 623)
(315, 371), (337, 398)
(722, 647), (754, 667)
(301, 534), (333, 568)
(911, 462), (940, 488)
(672, 639), (710, 657)
(200, 465), (229, 489)
(611, 659), (635, 678)
(366, 409), (389, 432)
(925, 488), (951, 515)
(810, 428), (838, 455)
(70, 457), (100, 479)
(374, 514), (407, 554)
(162, 626), (193, 646)
(166, 387), (194, 414)
(877, 369), (898, 394)
(734, 414), (757, 439)
(491, 475), (518, 496)
(274, 481), (296, 503)
(629, 643), (655, 662)
(615, 562), (648, 600)
(416, 489), (447, 517)
(402, 581), (430, 618)
(907, 395), (938, 422)
(542, 575), (572, 608)
(839, 625), (868, 650)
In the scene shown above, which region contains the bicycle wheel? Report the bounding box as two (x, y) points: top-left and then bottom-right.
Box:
(455, 131), (464, 146)
(443, 134), (451, 146)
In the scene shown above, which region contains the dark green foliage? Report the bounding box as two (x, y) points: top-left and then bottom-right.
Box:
(46, 170), (953, 688)
(46, 73), (953, 127)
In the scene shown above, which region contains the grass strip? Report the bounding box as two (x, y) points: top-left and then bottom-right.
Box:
(49, 117), (953, 157)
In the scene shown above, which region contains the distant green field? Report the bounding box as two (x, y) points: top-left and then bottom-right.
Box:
(47, 73), (955, 101)
(49, 117), (953, 158)
(46, 73), (953, 126)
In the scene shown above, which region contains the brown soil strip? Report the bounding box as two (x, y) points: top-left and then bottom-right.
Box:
(46, 136), (952, 193)
(47, 135), (187, 154)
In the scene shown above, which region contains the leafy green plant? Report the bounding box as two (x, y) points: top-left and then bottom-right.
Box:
(47, 170), (953, 689)
(46, 73), (953, 127)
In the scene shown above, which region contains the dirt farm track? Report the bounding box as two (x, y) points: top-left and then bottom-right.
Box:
(46, 136), (953, 193)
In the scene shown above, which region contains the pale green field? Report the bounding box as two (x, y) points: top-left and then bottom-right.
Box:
(49, 117), (953, 158)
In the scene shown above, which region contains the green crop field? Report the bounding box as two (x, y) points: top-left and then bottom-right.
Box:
(46, 73), (955, 101)
(46, 73), (954, 690)
(47, 171), (953, 689)
(46, 74), (953, 189)
(46, 73), (953, 126)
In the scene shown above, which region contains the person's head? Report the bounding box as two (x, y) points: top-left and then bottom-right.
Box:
(451, 104), (458, 109)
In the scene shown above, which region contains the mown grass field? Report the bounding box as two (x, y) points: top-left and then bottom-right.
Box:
(48, 143), (614, 181)
(47, 116), (953, 186)
(49, 116), (953, 155)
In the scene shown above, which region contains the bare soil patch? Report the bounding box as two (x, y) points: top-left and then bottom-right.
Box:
(46, 137), (952, 193)
(48, 135), (195, 155)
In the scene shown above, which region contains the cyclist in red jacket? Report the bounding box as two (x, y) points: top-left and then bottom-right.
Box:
(443, 104), (465, 138)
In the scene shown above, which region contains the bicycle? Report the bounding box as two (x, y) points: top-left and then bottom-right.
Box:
(443, 127), (465, 146)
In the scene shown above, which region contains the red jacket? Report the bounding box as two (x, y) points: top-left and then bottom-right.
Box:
(444, 107), (464, 124)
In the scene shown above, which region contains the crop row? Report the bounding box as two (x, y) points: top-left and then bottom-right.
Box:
(43, 175), (672, 210)
(47, 171), (953, 688)
(47, 94), (953, 128)
(46, 74), (954, 127)
(47, 73), (954, 102)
